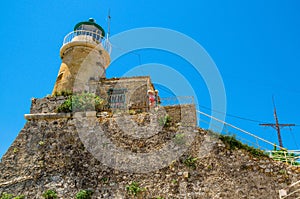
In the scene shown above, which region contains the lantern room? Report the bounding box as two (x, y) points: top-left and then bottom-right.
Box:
(72, 18), (105, 43)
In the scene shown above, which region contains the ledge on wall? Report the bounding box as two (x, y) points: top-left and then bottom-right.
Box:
(24, 113), (72, 120)
(24, 111), (99, 120)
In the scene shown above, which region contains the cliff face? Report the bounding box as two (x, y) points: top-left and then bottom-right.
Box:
(0, 98), (299, 198)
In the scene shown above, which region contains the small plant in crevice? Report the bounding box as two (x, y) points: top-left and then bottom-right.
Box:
(0, 192), (13, 199)
(126, 181), (145, 196)
(100, 177), (109, 184)
(279, 169), (287, 175)
(173, 133), (186, 145)
(183, 156), (198, 169)
(13, 196), (25, 199)
(13, 148), (18, 153)
(42, 189), (57, 199)
(38, 141), (45, 146)
(128, 109), (136, 115)
(75, 190), (93, 199)
(158, 114), (172, 127)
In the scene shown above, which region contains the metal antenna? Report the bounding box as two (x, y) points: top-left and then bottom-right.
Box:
(259, 96), (295, 148)
(107, 9), (111, 39)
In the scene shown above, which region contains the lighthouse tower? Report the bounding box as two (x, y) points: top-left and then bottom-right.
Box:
(52, 18), (111, 94)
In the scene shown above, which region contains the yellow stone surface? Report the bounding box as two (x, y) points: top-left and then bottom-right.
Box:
(52, 41), (110, 95)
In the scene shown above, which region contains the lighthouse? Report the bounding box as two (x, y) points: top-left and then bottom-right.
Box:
(52, 18), (111, 95)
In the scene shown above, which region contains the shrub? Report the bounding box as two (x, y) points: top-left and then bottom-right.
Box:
(0, 193), (25, 199)
(206, 130), (268, 158)
(13, 148), (18, 153)
(279, 169), (287, 174)
(173, 133), (186, 145)
(183, 156), (198, 169)
(128, 110), (136, 115)
(57, 97), (72, 113)
(75, 190), (93, 199)
(42, 190), (57, 199)
(13, 196), (25, 199)
(57, 92), (106, 113)
(100, 177), (109, 184)
(219, 134), (268, 158)
(158, 114), (172, 127)
(0, 193), (13, 199)
(126, 181), (145, 196)
(38, 141), (45, 146)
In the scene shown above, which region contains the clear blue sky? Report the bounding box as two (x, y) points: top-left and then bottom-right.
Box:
(1, 0), (300, 158)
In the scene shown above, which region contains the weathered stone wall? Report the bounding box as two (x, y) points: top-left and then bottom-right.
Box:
(164, 104), (197, 127)
(42, 76), (157, 113)
(29, 92), (198, 128)
(30, 96), (68, 114)
(90, 76), (153, 111)
(1, 98), (300, 198)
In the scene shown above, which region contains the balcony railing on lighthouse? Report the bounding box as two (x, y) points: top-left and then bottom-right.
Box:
(62, 30), (112, 54)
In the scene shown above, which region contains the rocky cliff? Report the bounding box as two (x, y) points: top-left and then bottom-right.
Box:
(0, 97), (299, 198)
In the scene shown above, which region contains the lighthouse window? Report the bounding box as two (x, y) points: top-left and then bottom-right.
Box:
(56, 73), (64, 81)
(107, 88), (127, 109)
(75, 24), (102, 42)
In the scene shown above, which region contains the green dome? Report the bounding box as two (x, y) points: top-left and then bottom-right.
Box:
(74, 18), (105, 37)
